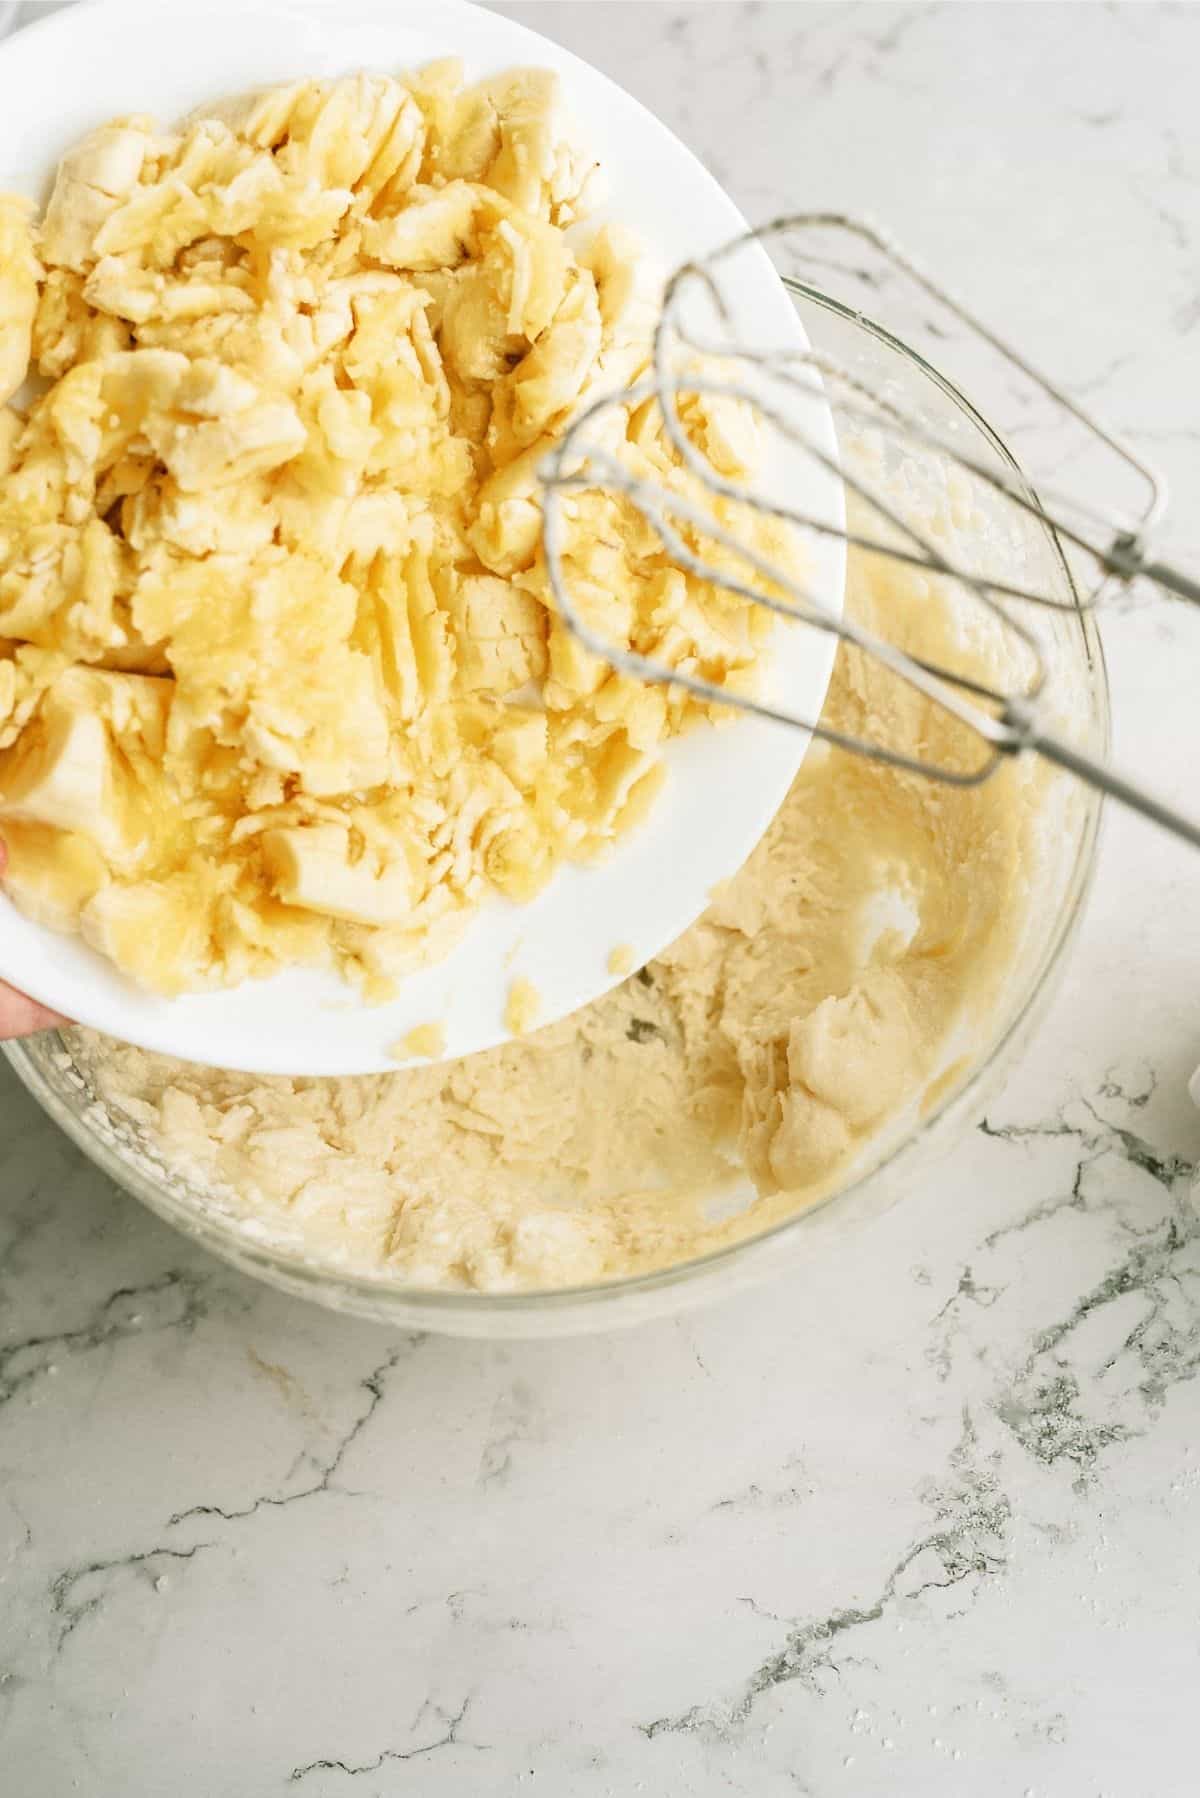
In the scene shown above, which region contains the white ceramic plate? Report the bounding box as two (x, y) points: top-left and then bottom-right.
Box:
(0, 0), (844, 1074)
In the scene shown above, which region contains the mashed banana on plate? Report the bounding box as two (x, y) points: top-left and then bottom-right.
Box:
(0, 64), (773, 997)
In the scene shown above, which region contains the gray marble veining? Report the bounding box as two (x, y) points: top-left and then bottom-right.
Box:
(2, 4), (1200, 1794)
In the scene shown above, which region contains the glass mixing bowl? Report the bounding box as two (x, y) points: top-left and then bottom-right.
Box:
(1, 291), (1108, 1337)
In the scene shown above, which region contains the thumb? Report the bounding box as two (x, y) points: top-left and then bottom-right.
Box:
(0, 981), (69, 1037)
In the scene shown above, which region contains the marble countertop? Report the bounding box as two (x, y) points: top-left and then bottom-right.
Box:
(4, 3), (1200, 1793)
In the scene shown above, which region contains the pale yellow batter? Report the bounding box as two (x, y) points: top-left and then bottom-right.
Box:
(73, 548), (1035, 1291)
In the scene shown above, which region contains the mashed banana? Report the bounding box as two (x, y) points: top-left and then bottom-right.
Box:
(0, 64), (772, 997)
(75, 548), (1035, 1291)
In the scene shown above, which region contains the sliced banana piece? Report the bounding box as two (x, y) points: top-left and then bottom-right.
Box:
(0, 194), (40, 406)
(262, 823), (413, 926)
(81, 875), (216, 995)
(0, 820), (108, 933)
(0, 671), (165, 869)
(0, 706), (114, 843)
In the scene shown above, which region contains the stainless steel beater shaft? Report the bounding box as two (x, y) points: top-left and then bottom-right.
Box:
(540, 214), (1200, 851)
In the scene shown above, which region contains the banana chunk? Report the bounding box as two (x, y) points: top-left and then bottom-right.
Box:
(40, 120), (153, 273)
(0, 704), (153, 873)
(0, 705), (109, 835)
(0, 195), (40, 405)
(262, 824), (413, 926)
(80, 874), (216, 995)
(0, 820), (108, 933)
(0, 669), (167, 868)
(444, 573), (547, 696)
(148, 395), (306, 491)
(361, 181), (482, 271)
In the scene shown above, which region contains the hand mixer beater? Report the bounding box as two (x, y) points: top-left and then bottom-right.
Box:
(540, 214), (1200, 850)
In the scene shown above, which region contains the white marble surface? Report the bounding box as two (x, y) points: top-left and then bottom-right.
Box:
(3, 3), (1200, 1792)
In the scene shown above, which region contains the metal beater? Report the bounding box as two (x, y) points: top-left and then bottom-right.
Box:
(540, 214), (1200, 850)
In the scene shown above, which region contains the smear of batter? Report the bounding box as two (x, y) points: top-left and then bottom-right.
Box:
(73, 548), (1036, 1292)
